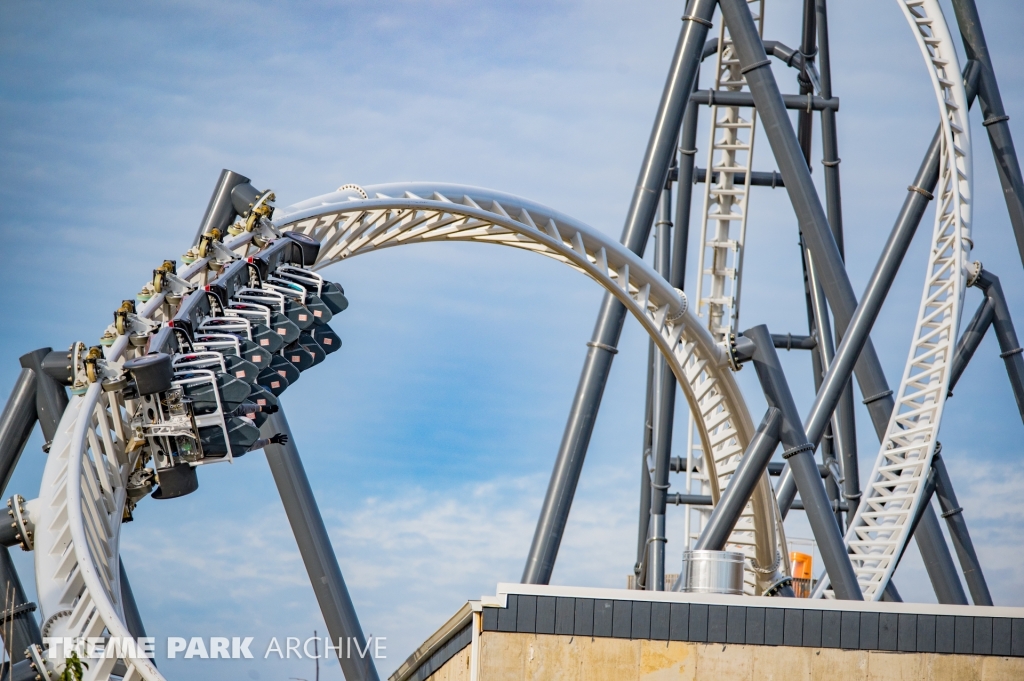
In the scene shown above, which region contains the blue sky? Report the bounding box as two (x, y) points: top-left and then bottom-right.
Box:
(2, 0), (1024, 678)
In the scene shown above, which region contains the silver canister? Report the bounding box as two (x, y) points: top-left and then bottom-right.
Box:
(678, 550), (745, 595)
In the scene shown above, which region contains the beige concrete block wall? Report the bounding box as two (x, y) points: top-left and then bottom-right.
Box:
(426, 631), (1024, 681)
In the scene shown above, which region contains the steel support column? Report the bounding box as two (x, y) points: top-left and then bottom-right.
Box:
(522, 0), (718, 585)
(648, 183), (676, 591)
(693, 408), (781, 551)
(18, 349), (68, 444)
(119, 564), (148, 641)
(263, 411), (380, 681)
(0, 368), (42, 657)
(635, 344), (656, 579)
(815, 0), (859, 524)
(932, 453), (993, 605)
(742, 326), (862, 600)
(975, 270), (1024, 423)
(719, 0), (973, 597)
(915, 504), (969, 605)
(0, 371), (36, 499)
(951, 0), (1024, 268)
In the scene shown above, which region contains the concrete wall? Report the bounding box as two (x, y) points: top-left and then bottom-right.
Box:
(428, 631), (1024, 680)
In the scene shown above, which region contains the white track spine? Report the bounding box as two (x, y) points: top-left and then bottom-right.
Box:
(816, 0), (972, 600)
(279, 184), (788, 592)
(694, 0), (765, 342)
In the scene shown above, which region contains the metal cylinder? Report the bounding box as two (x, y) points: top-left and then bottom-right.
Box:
(678, 550), (745, 595)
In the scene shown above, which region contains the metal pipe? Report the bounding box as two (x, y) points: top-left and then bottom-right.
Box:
(951, 0), (1024, 268)
(693, 408), (781, 551)
(693, 168), (784, 188)
(18, 349), (67, 445)
(770, 333), (816, 351)
(796, 0), (818, 165)
(932, 452), (993, 605)
(0, 547), (40, 658)
(119, 563), (149, 641)
(805, 253), (844, 527)
(635, 342), (656, 579)
(648, 182), (676, 591)
(262, 411), (380, 681)
(975, 270), (1024, 424)
(777, 62), (983, 514)
(815, 0), (860, 526)
(722, 0), (976, 470)
(742, 325), (862, 600)
(751, 58), (982, 601)
(816, 0), (843, 252)
(192, 169), (252, 246)
(522, 0), (718, 585)
(690, 90), (838, 111)
(948, 295), (995, 393)
(915, 502), (970, 605)
(0, 371), (37, 499)
(0, 369), (44, 658)
(673, 79), (700, 289)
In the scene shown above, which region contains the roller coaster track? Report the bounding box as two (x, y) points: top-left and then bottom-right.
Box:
(22, 1), (982, 676)
(32, 183), (786, 679)
(815, 0), (972, 600)
(694, 0), (764, 342)
(687, 0), (765, 564)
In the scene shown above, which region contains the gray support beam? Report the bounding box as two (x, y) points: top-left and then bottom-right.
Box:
(815, 0), (844, 253)
(693, 168), (785, 188)
(932, 453), (993, 605)
(975, 270), (1024, 423)
(915, 504), (970, 605)
(690, 89), (838, 111)
(815, 0), (860, 526)
(718, 0), (893, 437)
(693, 408), (781, 551)
(776, 61), (983, 516)
(5, 659), (37, 681)
(805, 255), (844, 527)
(719, 0), (975, 597)
(18, 349), (67, 445)
(0, 371), (37, 499)
(771, 334), (816, 351)
(262, 411), (380, 681)
(0, 367), (43, 657)
(634, 343), (656, 587)
(192, 169), (252, 246)
(648, 185), (676, 591)
(673, 81), (700, 286)
(522, 0), (718, 585)
(119, 563), (148, 641)
(795, 0), (817, 164)
(0, 547), (39, 658)
(742, 325), (862, 600)
(951, 0), (1024, 268)
(949, 295), (995, 393)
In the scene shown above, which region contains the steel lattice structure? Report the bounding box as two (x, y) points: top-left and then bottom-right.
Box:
(1, 0), (1022, 679)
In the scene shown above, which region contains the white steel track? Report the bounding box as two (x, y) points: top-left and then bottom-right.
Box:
(34, 182), (788, 680)
(687, 0), (769, 587)
(694, 0), (764, 342)
(34, 233), (257, 681)
(815, 0), (972, 600)
(276, 182), (788, 594)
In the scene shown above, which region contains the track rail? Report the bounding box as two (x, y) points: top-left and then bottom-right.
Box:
(33, 182), (787, 681)
(34, 233), (257, 681)
(277, 182), (788, 593)
(687, 0), (766, 573)
(815, 0), (972, 600)
(694, 0), (764, 342)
